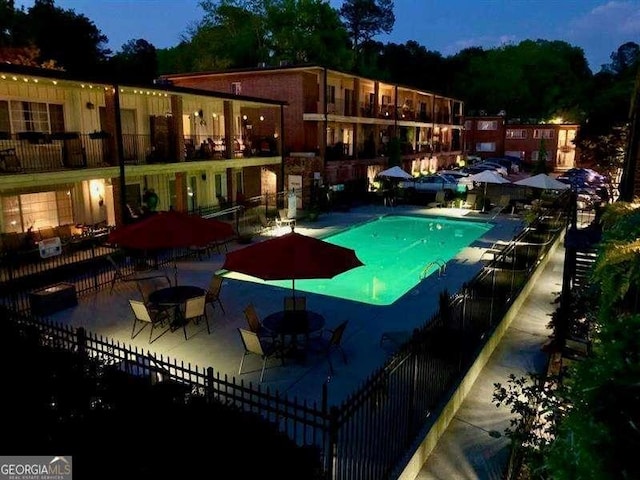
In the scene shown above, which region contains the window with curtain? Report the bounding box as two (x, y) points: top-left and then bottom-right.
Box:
(0, 100), (64, 133)
(2, 189), (73, 233)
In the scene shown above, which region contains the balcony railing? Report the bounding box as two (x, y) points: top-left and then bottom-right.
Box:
(0, 132), (280, 175)
(318, 99), (357, 117)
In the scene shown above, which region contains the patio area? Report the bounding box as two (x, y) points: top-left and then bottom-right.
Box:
(46, 204), (526, 406)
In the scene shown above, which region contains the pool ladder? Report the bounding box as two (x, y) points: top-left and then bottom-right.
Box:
(421, 259), (447, 280)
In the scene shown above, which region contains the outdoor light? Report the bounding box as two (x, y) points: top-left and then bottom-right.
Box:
(242, 114), (248, 121)
(259, 115), (264, 121)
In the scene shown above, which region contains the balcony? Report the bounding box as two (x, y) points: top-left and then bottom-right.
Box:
(0, 132), (117, 174)
(320, 99), (357, 117)
(0, 132), (281, 176)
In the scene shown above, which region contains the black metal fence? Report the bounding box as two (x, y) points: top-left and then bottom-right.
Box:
(0, 201), (567, 480)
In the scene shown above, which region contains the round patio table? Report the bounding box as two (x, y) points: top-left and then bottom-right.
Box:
(148, 285), (205, 306)
(263, 310), (325, 336)
(263, 310), (325, 358)
(148, 285), (205, 331)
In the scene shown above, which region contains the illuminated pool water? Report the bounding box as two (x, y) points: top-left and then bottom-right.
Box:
(225, 215), (491, 305)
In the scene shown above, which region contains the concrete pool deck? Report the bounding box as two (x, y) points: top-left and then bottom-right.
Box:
(48, 204), (526, 407)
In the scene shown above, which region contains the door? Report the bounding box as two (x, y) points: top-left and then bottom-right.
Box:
(120, 109), (137, 161)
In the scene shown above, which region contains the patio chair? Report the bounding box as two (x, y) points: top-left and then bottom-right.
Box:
(276, 209), (296, 229)
(489, 194), (512, 217)
(136, 276), (171, 307)
(308, 320), (348, 374)
(284, 296), (306, 312)
(129, 299), (171, 343)
(257, 212), (276, 234)
(107, 254), (170, 294)
(0, 147), (22, 172)
(237, 327), (284, 383)
(205, 274), (226, 314)
(243, 303), (276, 342)
(427, 190), (446, 208)
(179, 295), (209, 339)
(461, 193), (477, 209)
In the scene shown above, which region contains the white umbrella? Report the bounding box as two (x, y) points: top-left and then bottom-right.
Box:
(469, 170), (511, 185)
(469, 170), (511, 212)
(377, 166), (414, 180)
(514, 173), (570, 190)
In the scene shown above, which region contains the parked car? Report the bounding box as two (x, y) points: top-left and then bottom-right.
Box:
(438, 170), (474, 191)
(462, 164), (503, 176)
(475, 161), (508, 177)
(399, 173), (459, 198)
(558, 168), (606, 186)
(484, 156), (521, 174)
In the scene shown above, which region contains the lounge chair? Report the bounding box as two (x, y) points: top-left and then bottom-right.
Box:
(489, 194), (512, 217)
(427, 190), (446, 208)
(276, 209), (296, 229)
(461, 193), (477, 209)
(257, 212), (276, 234)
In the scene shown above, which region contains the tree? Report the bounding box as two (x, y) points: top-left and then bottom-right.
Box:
(376, 41), (446, 93)
(180, 0), (351, 71)
(449, 40), (590, 121)
(339, 0), (394, 68)
(21, 0), (110, 76)
(265, 0), (351, 69)
(533, 139), (549, 175)
(602, 41), (640, 76)
(109, 39), (158, 84)
(192, 0), (269, 69)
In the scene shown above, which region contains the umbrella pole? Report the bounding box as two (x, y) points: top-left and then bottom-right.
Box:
(174, 263), (178, 286)
(482, 182), (488, 212)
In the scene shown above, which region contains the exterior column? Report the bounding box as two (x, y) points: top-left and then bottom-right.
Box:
(174, 172), (188, 212)
(353, 78), (360, 159)
(171, 94), (185, 162)
(223, 100), (234, 160)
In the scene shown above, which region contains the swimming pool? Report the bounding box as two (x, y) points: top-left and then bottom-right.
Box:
(226, 215), (491, 305)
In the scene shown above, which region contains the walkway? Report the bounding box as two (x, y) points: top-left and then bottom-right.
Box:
(412, 234), (562, 479)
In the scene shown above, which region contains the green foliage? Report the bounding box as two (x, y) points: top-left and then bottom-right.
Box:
(498, 201), (640, 479)
(339, 0), (394, 55)
(19, 0), (110, 75)
(450, 40), (590, 120)
(386, 136), (401, 167)
(532, 139), (549, 175)
(546, 314), (640, 479)
(109, 39), (158, 84)
(592, 203), (640, 317)
(492, 373), (567, 477)
(173, 0), (352, 72)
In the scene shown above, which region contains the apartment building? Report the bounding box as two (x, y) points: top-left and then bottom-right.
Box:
(463, 115), (579, 171)
(0, 63), (284, 244)
(162, 65), (464, 194)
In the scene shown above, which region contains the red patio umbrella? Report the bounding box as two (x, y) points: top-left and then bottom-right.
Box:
(108, 210), (236, 284)
(221, 228), (364, 297)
